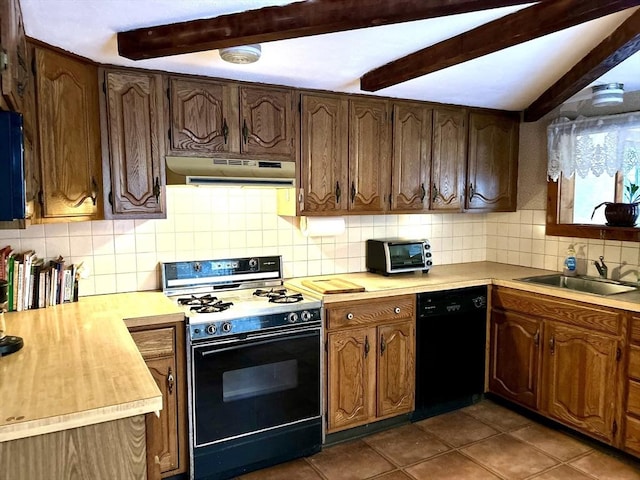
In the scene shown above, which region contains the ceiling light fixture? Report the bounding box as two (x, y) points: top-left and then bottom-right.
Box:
(591, 83), (624, 107)
(219, 44), (261, 64)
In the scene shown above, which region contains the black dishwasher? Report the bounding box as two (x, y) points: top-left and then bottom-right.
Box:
(413, 286), (487, 421)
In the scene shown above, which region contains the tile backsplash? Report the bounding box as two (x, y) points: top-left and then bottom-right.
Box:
(1, 186), (639, 297)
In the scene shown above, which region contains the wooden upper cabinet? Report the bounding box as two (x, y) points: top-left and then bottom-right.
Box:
(0, 0), (28, 112)
(349, 98), (390, 213)
(168, 77), (237, 155)
(240, 85), (296, 160)
(467, 111), (519, 212)
(377, 321), (415, 418)
(167, 80), (296, 162)
(300, 93), (348, 213)
(101, 69), (166, 218)
(390, 102), (432, 212)
(35, 47), (102, 221)
(431, 107), (466, 211)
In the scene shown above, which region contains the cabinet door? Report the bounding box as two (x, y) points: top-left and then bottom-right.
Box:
(300, 93), (348, 213)
(390, 103), (432, 212)
(349, 98), (390, 212)
(168, 77), (238, 155)
(35, 48), (102, 220)
(489, 309), (542, 410)
(145, 355), (179, 474)
(103, 70), (165, 217)
(240, 86), (296, 160)
(466, 112), (519, 212)
(544, 322), (619, 442)
(377, 321), (415, 418)
(0, 0), (27, 112)
(327, 327), (377, 433)
(431, 107), (466, 211)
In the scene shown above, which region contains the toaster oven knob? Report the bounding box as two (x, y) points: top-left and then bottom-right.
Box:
(426, 260), (433, 266)
(426, 252), (432, 258)
(206, 324), (217, 335)
(287, 312), (299, 323)
(222, 322), (232, 333)
(301, 311), (312, 322)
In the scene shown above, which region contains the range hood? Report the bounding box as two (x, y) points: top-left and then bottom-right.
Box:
(165, 156), (295, 187)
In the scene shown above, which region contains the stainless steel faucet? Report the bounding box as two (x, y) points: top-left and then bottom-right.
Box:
(594, 256), (608, 279)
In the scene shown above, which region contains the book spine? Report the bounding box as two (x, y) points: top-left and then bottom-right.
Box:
(16, 261), (24, 311)
(7, 256), (14, 311)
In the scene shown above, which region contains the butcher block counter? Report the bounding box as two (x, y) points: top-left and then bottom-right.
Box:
(286, 261), (640, 312)
(0, 291), (183, 443)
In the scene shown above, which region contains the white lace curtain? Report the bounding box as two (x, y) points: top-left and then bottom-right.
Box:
(547, 111), (640, 181)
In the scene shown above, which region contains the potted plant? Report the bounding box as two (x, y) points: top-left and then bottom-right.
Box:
(591, 183), (640, 227)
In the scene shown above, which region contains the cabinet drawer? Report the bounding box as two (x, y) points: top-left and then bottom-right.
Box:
(628, 380), (640, 416)
(625, 415), (640, 455)
(326, 295), (415, 330)
(630, 345), (640, 380)
(130, 327), (175, 359)
(492, 287), (622, 336)
(631, 316), (640, 345)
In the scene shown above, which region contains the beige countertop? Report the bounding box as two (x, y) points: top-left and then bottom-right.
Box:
(0, 292), (183, 442)
(286, 262), (640, 312)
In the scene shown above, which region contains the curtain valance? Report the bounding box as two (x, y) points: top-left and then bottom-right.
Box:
(547, 111), (640, 181)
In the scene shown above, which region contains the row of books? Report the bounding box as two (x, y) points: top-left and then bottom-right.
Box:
(0, 246), (79, 311)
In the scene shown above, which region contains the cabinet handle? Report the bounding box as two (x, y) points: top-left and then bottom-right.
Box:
(380, 334), (386, 355)
(468, 183), (475, 201)
(153, 177), (161, 202)
(394, 307), (400, 314)
(432, 183), (439, 203)
(388, 193), (392, 207)
(351, 181), (356, 203)
(336, 181), (341, 203)
(534, 330), (540, 347)
(242, 119), (249, 144)
(38, 190), (44, 208)
(73, 177), (99, 208)
(364, 336), (370, 357)
(346, 312), (354, 320)
(167, 367), (174, 395)
(420, 183), (426, 203)
(108, 190), (113, 206)
(549, 335), (555, 355)
(222, 118), (229, 144)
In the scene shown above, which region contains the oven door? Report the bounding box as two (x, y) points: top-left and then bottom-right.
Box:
(191, 326), (321, 447)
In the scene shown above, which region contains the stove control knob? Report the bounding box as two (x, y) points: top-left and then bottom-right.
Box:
(222, 322), (232, 333)
(300, 311), (312, 322)
(287, 312), (299, 323)
(249, 258), (258, 270)
(206, 324), (217, 335)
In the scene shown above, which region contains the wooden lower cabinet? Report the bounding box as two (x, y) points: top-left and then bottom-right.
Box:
(130, 322), (187, 478)
(489, 309), (541, 410)
(490, 286), (625, 447)
(326, 295), (415, 433)
(624, 316), (640, 456)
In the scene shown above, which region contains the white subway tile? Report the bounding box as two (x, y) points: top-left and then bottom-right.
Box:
(44, 223), (69, 238)
(94, 274), (117, 295)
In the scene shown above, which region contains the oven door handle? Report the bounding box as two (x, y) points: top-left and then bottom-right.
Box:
(197, 329), (320, 356)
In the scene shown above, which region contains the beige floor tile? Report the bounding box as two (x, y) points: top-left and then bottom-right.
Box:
(510, 423), (592, 461)
(236, 458), (324, 480)
(416, 410), (500, 447)
(570, 450), (640, 480)
(528, 464), (597, 480)
(370, 471), (413, 480)
(405, 451), (501, 480)
(363, 424), (450, 466)
(461, 433), (559, 480)
(462, 400), (532, 432)
(307, 439), (395, 480)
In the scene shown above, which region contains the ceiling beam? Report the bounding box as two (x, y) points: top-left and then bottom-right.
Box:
(360, 0), (640, 92)
(524, 9), (640, 122)
(117, 0), (549, 60)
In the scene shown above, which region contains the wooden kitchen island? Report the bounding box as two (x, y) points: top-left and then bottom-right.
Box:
(0, 292), (183, 480)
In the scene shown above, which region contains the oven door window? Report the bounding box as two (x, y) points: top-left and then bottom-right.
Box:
(192, 329), (320, 447)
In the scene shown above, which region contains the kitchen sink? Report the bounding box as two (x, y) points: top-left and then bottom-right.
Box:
(517, 274), (639, 296)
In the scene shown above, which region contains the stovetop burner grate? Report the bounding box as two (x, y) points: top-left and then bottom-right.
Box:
(191, 301), (234, 313)
(269, 292), (303, 304)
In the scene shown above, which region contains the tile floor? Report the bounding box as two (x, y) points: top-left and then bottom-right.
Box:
(237, 400), (640, 480)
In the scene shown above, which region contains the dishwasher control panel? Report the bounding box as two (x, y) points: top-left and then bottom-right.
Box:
(417, 286), (487, 318)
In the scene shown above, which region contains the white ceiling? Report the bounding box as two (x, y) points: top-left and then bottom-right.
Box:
(19, 1), (640, 113)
